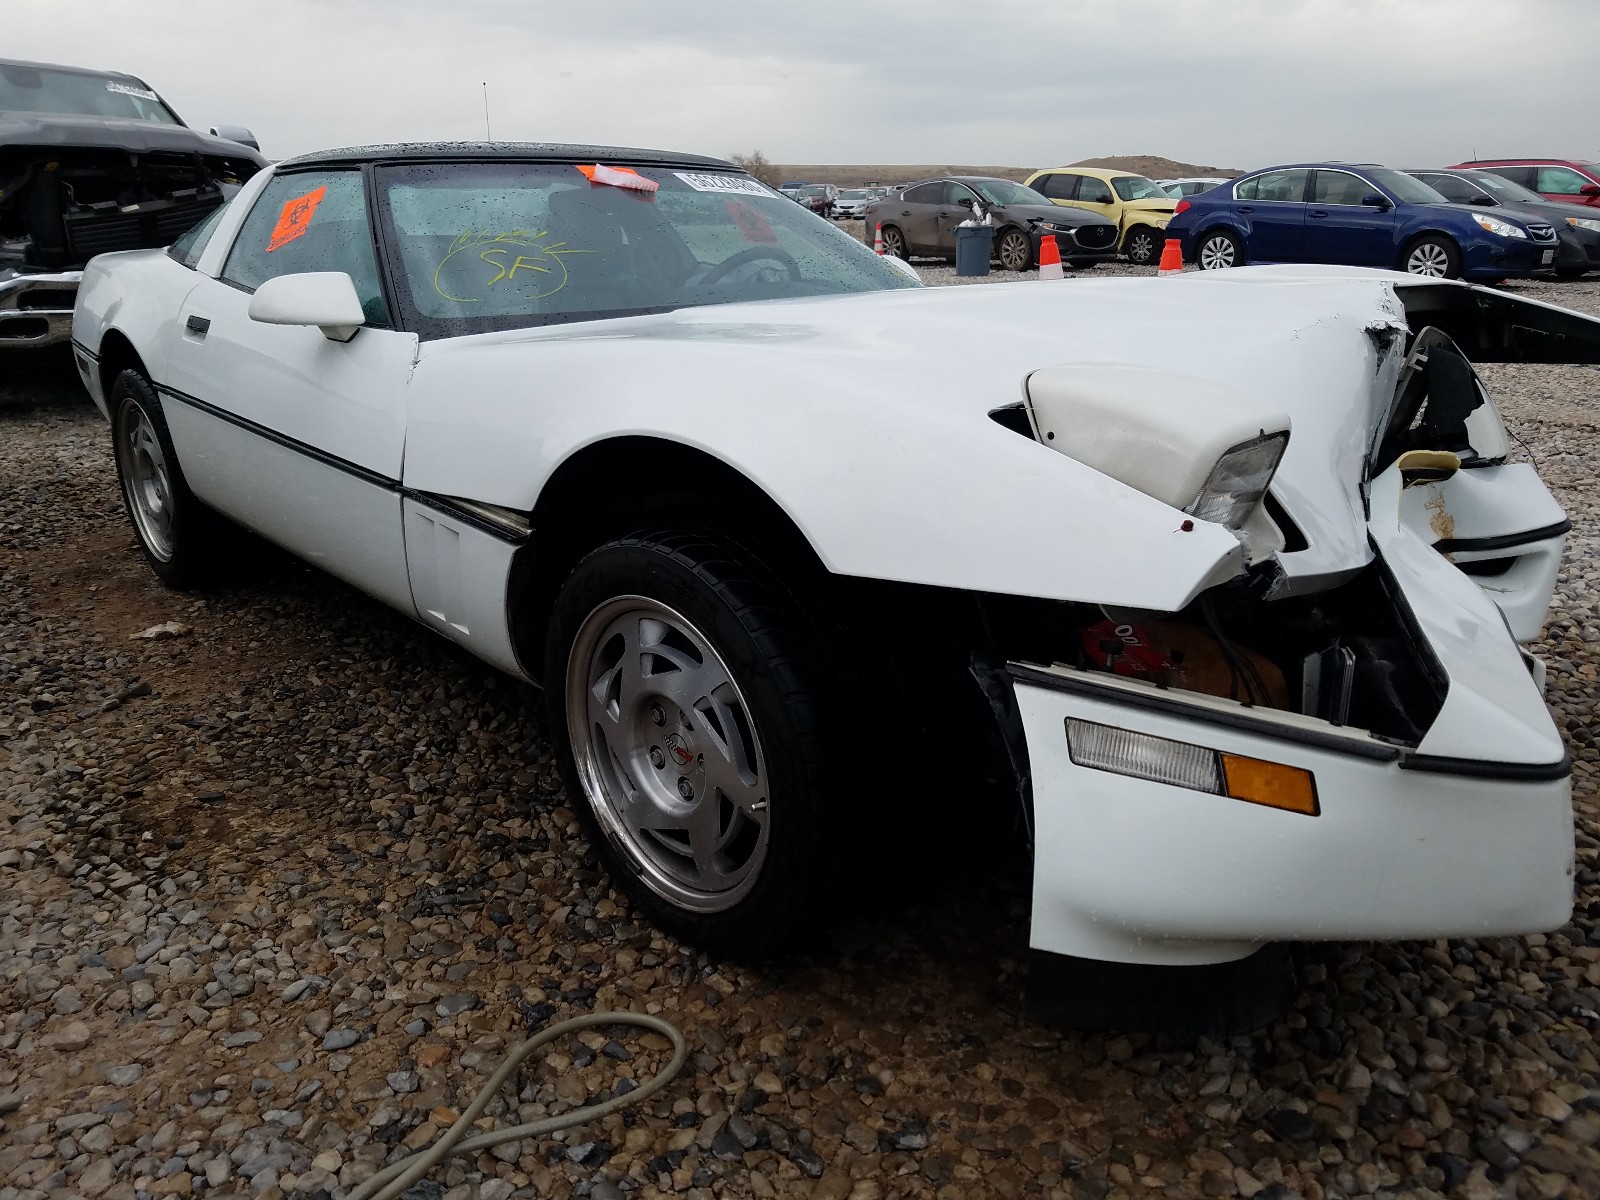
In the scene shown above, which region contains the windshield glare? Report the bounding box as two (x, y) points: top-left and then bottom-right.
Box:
(0, 62), (180, 124)
(972, 179), (1044, 206)
(1367, 169), (1447, 205)
(1110, 175), (1169, 202)
(379, 163), (919, 338)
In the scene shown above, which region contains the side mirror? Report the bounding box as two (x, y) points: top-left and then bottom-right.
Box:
(248, 272), (366, 342)
(955, 197), (974, 209)
(209, 124), (260, 151)
(1362, 192), (1392, 210)
(1469, 195), (1496, 206)
(1582, 184), (1600, 198)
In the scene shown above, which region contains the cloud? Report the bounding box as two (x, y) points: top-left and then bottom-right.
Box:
(7, 0), (1594, 168)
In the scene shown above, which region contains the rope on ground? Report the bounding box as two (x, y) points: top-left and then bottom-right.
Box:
(346, 1011), (689, 1200)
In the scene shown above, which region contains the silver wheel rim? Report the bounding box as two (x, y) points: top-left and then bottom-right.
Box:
(1000, 233), (1028, 270)
(1406, 242), (1451, 277)
(566, 595), (770, 913)
(884, 229), (903, 257)
(1129, 232), (1155, 262)
(115, 399), (176, 562)
(1198, 236), (1236, 270)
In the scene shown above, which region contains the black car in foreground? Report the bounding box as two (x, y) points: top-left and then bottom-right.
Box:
(864, 176), (1120, 270)
(0, 57), (265, 349)
(1408, 167), (1600, 279)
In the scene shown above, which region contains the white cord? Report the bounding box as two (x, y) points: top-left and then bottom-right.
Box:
(347, 1012), (688, 1200)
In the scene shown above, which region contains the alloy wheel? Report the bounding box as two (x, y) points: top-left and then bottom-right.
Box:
(116, 400), (176, 562)
(1406, 242), (1452, 277)
(999, 231), (1031, 271)
(882, 228), (905, 259)
(1198, 235), (1237, 270)
(565, 595), (770, 913)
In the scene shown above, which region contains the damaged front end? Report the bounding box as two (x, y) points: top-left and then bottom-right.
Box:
(986, 277), (1600, 1029)
(1, 137), (259, 348)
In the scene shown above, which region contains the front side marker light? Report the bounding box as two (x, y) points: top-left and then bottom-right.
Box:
(1186, 431), (1289, 530)
(1066, 719), (1318, 816)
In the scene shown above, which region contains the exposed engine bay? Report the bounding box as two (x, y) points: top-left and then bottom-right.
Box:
(0, 144), (254, 274)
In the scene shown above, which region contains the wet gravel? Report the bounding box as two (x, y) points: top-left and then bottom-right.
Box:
(4, 273), (1600, 1200)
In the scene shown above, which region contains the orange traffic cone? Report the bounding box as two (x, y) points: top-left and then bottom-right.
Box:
(873, 223), (885, 255)
(1157, 238), (1183, 275)
(1038, 233), (1064, 280)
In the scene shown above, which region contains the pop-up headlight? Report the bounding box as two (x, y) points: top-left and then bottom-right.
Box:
(1186, 431), (1289, 529)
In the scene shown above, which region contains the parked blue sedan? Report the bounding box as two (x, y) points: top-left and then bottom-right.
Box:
(1165, 163), (1561, 280)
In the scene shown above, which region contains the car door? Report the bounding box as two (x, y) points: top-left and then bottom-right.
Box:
(1534, 165), (1600, 208)
(1034, 171), (1080, 208)
(160, 167), (420, 614)
(937, 182), (983, 255)
(1070, 175), (1120, 230)
(891, 183), (944, 253)
(1231, 168), (1310, 262)
(1303, 169), (1396, 266)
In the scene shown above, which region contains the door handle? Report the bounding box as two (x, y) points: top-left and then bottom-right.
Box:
(1236, 206), (1254, 214)
(1309, 210), (1329, 219)
(185, 314), (210, 336)
(900, 210), (911, 216)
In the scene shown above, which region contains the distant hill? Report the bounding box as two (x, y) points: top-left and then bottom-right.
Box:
(775, 157), (1240, 187)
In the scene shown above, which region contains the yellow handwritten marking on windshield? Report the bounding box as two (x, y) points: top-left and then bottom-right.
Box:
(432, 229), (589, 303)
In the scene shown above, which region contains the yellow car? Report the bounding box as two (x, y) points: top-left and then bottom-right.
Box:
(1023, 167), (1177, 265)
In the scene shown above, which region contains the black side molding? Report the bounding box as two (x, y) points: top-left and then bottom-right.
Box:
(1434, 518), (1572, 556)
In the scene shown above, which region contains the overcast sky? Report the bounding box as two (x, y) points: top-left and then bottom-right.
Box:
(10, 0), (1596, 169)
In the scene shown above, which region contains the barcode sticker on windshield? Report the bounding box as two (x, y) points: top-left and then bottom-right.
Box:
(675, 172), (773, 197)
(106, 81), (159, 101)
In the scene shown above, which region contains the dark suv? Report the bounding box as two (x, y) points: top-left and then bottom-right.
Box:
(864, 176), (1119, 271)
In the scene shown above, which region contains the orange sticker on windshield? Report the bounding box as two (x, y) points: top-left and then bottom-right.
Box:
(575, 164), (659, 194)
(265, 185), (328, 252)
(725, 200), (777, 245)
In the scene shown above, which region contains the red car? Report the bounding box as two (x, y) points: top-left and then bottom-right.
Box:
(1452, 159), (1600, 208)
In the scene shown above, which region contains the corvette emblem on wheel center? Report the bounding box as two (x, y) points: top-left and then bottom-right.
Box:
(664, 732), (695, 768)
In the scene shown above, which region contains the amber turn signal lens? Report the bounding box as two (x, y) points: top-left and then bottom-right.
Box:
(1220, 754), (1319, 816)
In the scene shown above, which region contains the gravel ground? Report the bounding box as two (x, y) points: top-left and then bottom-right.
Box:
(4, 269), (1600, 1200)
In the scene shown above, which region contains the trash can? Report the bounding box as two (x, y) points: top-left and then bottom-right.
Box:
(954, 225), (994, 277)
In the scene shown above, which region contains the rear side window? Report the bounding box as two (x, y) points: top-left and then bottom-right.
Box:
(1077, 177), (1113, 204)
(1035, 173), (1078, 200)
(166, 202), (228, 269)
(1535, 166), (1592, 196)
(222, 170), (390, 326)
(1236, 170), (1308, 203)
(901, 183), (942, 204)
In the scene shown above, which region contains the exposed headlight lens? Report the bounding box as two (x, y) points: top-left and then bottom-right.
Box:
(1186, 431), (1289, 529)
(1568, 216), (1600, 233)
(1473, 213), (1528, 239)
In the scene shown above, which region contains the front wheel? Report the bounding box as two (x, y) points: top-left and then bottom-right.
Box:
(544, 533), (840, 957)
(1196, 229), (1243, 270)
(1123, 225), (1162, 266)
(997, 228), (1034, 272)
(1402, 235), (1461, 279)
(109, 368), (231, 588)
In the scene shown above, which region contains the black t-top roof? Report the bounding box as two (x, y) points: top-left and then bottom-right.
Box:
(276, 141), (738, 171)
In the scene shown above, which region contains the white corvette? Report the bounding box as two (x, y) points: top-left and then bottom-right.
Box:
(71, 143), (1600, 1030)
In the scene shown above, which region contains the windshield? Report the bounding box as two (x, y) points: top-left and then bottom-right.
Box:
(1366, 169), (1447, 205)
(972, 179), (1045, 206)
(1461, 173), (1542, 204)
(378, 162), (919, 338)
(799, 185), (830, 197)
(838, 189), (871, 201)
(1110, 175), (1170, 202)
(0, 62), (180, 124)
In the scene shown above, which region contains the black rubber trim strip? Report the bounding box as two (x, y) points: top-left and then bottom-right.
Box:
(1007, 663), (1403, 762)
(1399, 751), (1571, 782)
(71, 340), (100, 362)
(1434, 518), (1572, 555)
(154, 381), (527, 544)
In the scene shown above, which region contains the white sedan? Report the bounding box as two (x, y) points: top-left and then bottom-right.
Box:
(71, 142), (1600, 1031)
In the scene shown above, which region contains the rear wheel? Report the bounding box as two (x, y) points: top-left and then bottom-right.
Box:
(1123, 225), (1162, 266)
(545, 533), (841, 957)
(1401, 235), (1461, 279)
(1197, 229), (1243, 270)
(997, 227), (1034, 271)
(879, 224), (908, 260)
(109, 368), (231, 588)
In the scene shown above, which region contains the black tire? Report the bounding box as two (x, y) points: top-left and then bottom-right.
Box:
(996, 227), (1034, 272)
(1196, 228), (1244, 270)
(879, 224), (908, 260)
(1123, 225), (1162, 266)
(108, 368), (231, 589)
(1400, 234), (1462, 279)
(543, 532), (840, 958)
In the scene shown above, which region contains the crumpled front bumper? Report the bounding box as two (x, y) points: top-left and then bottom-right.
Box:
(0, 270), (81, 349)
(1015, 463), (1575, 967)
